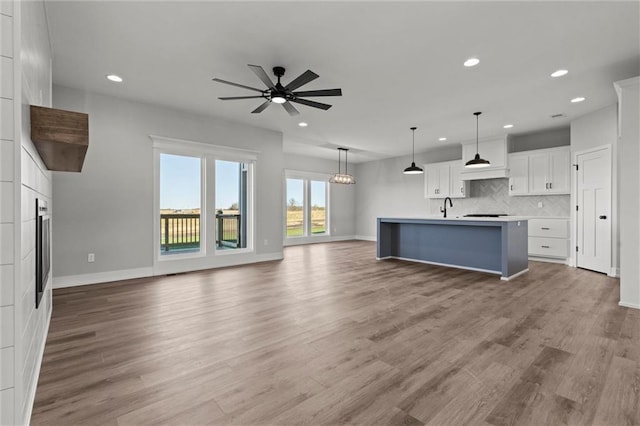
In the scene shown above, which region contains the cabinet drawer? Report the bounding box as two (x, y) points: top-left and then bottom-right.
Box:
(528, 237), (569, 258)
(528, 219), (569, 238)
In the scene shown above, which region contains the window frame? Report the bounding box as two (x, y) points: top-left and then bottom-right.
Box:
(284, 170), (331, 243)
(152, 135), (257, 266)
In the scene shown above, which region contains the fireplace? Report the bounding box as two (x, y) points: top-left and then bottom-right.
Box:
(35, 198), (50, 308)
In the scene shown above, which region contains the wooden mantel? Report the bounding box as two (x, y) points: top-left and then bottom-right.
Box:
(30, 105), (89, 172)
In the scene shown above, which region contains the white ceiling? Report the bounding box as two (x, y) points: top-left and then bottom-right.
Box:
(44, 1), (640, 163)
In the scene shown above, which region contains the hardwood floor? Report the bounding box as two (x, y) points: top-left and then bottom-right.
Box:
(31, 241), (640, 425)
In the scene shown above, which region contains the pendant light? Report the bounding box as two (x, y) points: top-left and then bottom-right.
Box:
(465, 111), (491, 168)
(329, 147), (356, 184)
(403, 127), (423, 175)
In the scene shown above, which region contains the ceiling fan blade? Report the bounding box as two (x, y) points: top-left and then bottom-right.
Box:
(289, 98), (332, 111)
(212, 78), (263, 93)
(218, 96), (265, 100)
(251, 100), (271, 114)
(285, 70), (319, 91)
(282, 101), (300, 116)
(248, 64), (276, 90)
(292, 88), (342, 97)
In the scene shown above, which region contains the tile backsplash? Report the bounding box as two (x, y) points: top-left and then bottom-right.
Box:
(428, 178), (571, 217)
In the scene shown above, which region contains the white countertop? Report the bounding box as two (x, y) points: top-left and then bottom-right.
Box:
(379, 216), (532, 222)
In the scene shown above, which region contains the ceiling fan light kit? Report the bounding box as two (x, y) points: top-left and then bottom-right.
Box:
(403, 126), (424, 175)
(465, 111), (491, 169)
(329, 148), (356, 185)
(213, 65), (343, 116)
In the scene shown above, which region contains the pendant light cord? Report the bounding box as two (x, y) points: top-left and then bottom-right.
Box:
(345, 149), (348, 175)
(474, 112), (481, 154)
(411, 126), (417, 162)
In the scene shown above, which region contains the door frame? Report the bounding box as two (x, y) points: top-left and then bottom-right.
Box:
(571, 144), (615, 276)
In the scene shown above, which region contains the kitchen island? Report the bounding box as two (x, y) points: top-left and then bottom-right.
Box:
(377, 217), (529, 280)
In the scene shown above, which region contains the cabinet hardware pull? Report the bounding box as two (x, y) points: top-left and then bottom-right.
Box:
(599, 215), (607, 219)
(541, 245), (550, 248)
(541, 227), (550, 230)
(461, 187), (464, 194)
(549, 182), (552, 189)
(510, 184), (513, 190)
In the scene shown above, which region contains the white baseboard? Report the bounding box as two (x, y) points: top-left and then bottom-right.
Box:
(355, 235), (376, 242)
(619, 301), (640, 310)
(283, 235), (356, 247)
(53, 267), (154, 289)
(608, 267), (620, 278)
(152, 252), (283, 276)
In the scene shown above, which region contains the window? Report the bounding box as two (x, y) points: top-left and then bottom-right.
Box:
(285, 171), (329, 240)
(152, 136), (256, 269)
(159, 153), (202, 255)
(215, 160), (249, 250)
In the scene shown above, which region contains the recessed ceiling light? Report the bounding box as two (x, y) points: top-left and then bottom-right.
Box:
(503, 124), (514, 129)
(438, 137), (447, 141)
(298, 122), (308, 127)
(551, 69), (568, 78)
(106, 74), (123, 83)
(464, 58), (480, 67)
(571, 97), (585, 103)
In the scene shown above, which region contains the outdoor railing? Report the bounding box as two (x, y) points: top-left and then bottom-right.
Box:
(160, 214), (201, 252)
(160, 213), (241, 252)
(216, 214), (241, 248)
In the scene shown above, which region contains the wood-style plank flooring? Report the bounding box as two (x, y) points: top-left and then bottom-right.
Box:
(32, 241), (640, 425)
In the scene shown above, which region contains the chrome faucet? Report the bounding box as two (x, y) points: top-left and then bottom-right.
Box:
(441, 197), (453, 218)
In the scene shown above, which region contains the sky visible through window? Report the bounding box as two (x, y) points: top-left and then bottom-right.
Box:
(286, 179), (326, 208)
(160, 154), (241, 210)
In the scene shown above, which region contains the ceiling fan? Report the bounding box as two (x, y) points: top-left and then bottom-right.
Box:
(212, 65), (342, 116)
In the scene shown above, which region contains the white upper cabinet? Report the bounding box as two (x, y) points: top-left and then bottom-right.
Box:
(424, 160), (468, 199)
(508, 146), (571, 196)
(508, 153), (529, 195)
(460, 137), (509, 180)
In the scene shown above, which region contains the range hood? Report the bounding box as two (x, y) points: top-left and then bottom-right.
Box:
(459, 136), (509, 180)
(30, 106), (89, 172)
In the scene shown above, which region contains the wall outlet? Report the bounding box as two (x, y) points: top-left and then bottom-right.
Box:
(537, 201), (543, 208)
(88, 253), (95, 263)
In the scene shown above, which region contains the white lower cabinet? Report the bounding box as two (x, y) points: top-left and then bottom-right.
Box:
(424, 160), (469, 199)
(528, 218), (570, 260)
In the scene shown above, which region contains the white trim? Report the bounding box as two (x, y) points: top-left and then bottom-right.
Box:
(23, 303), (51, 425)
(150, 252), (282, 276)
(53, 267), (154, 289)
(284, 235), (355, 247)
(149, 134), (259, 161)
(284, 169), (332, 181)
(501, 268), (529, 281)
(619, 301), (640, 310)
(609, 267), (620, 278)
(355, 235), (376, 241)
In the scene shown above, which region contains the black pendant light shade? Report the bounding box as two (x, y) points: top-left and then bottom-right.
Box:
(403, 127), (424, 175)
(329, 147), (355, 184)
(465, 112), (491, 169)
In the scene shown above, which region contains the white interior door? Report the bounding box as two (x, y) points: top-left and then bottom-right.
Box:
(576, 146), (611, 274)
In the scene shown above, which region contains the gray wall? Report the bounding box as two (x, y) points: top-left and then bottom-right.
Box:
(284, 153), (356, 240)
(52, 86), (284, 279)
(510, 127), (570, 152)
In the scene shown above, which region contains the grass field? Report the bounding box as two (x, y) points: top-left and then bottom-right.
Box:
(286, 208), (326, 237)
